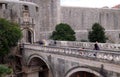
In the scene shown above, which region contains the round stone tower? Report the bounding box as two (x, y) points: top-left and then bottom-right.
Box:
(0, 0), (40, 44)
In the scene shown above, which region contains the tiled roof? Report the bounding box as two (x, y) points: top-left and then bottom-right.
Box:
(112, 4), (120, 8)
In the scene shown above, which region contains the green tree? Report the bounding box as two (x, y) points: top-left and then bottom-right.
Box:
(0, 18), (22, 63)
(0, 65), (12, 77)
(50, 23), (76, 41)
(88, 23), (107, 43)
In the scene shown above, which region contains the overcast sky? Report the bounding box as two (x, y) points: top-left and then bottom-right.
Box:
(7, 0), (120, 8)
(60, 0), (120, 8)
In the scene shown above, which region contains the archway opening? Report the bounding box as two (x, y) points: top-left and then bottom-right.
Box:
(27, 30), (32, 43)
(28, 57), (49, 77)
(69, 71), (97, 77)
(21, 28), (34, 44)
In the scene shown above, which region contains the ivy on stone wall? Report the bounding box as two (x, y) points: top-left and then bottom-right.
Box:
(0, 18), (22, 63)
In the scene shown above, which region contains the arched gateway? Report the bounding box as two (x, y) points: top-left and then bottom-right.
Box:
(25, 55), (103, 77)
(24, 55), (53, 77)
(21, 28), (34, 44)
(65, 67), (103, 77)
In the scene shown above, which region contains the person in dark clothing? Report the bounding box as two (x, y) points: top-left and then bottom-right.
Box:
(54, 40), (57, 45)
(39, 40), (43, 45)
(94, 41), (100, 50)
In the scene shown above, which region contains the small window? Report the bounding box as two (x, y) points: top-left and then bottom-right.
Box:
(36, 6), (38, 12)
(23, 5), (29, 10)
(0, 3), (7, 9)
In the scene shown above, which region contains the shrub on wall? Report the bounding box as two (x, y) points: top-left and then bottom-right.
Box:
(50, 23), (76, 41)
(88, 23), (107, 43)
(0, 65), (12, 77)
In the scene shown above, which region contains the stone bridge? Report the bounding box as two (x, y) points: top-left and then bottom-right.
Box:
(21, 41), (120, 77)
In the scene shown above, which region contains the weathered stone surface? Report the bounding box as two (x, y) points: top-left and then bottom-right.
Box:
(1, 0), (120, 43)
(23, 44), (120, 77)
(61, 7), (120, 43)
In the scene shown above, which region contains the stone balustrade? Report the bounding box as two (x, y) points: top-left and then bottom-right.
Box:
(53, 41), (120, 51)
(24, 44), (120, 64)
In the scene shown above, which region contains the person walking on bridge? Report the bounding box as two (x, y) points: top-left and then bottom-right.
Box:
(94, 41), (100, 50)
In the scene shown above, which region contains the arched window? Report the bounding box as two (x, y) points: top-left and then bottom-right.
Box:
(0, 3), (7, 9)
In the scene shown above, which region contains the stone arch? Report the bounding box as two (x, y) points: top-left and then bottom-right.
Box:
(26, 54), (54, 77)
(21, 28), (34, 44)
(65, 67), (103, 77)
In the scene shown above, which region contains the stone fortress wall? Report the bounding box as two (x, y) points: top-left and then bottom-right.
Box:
(61, 7), (120, 43)
(25, 0), (120, 43)
(0, 0), (120, 43)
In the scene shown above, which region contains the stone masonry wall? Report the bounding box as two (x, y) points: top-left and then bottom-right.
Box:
(1, 0), (120, 43)
(25, 0), (61, 40)
(24, 45), (120, 77)
(61, 7), (120, 43)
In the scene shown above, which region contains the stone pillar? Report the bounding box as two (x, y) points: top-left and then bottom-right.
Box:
(23, 72), (39, 77)
(22, 66), (40, 77)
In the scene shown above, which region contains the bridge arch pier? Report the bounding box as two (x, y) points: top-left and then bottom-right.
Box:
(65, 67), (103, 77)
(23, 54), (53, 77)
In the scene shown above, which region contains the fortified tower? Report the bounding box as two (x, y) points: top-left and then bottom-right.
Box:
(0, 0), (60, 43)
(0, 0), (40, 44)
(21, 0), (61, 40)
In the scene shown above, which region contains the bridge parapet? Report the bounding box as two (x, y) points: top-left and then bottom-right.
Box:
(24, 44), (120, 65)
(54, 41), (120, 51)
